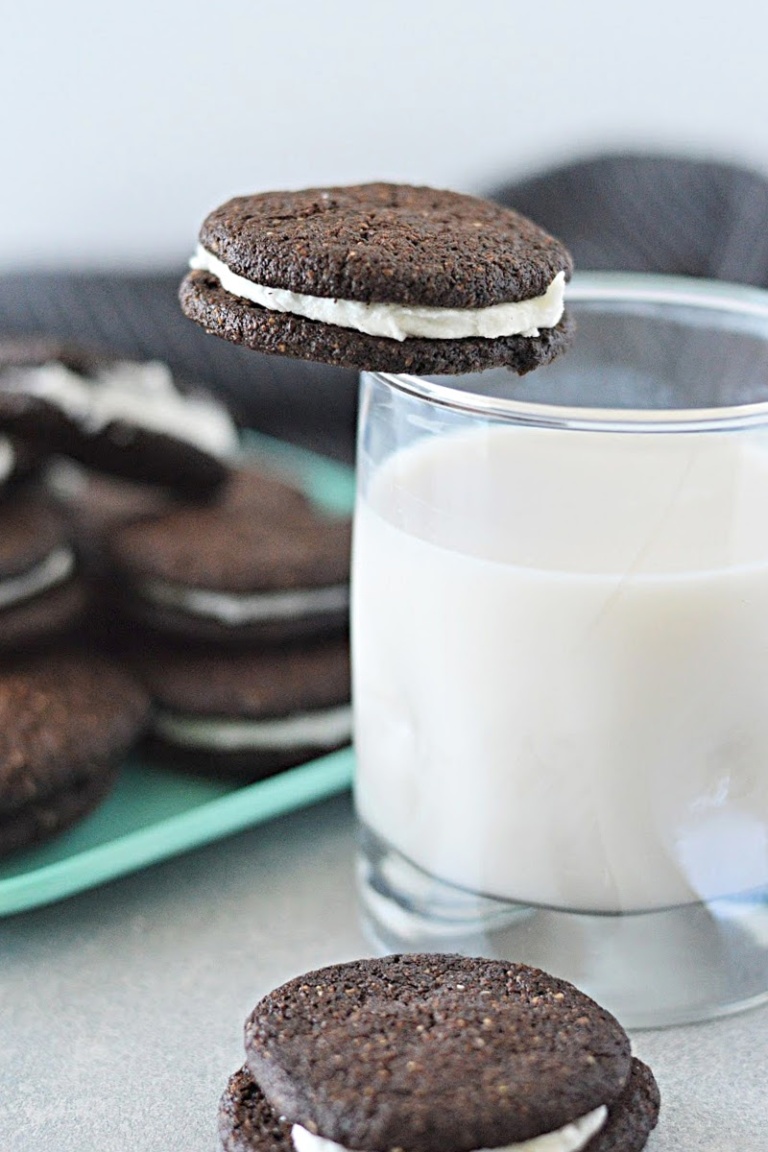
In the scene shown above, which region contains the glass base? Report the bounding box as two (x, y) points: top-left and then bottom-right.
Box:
(357, 825), (768, 1029)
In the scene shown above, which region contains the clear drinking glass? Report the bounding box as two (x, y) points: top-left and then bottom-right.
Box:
(352, 272), (768, 1028)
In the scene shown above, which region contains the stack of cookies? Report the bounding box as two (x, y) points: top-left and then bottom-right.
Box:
(0, 338), (352, 856)
(97, 461), (353, 780)
(219, 955), (660, 1152)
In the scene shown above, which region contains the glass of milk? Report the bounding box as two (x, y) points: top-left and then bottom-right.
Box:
(352, 272), (768, 1027)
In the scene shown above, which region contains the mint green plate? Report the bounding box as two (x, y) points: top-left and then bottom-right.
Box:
(0, 433), (356, 917)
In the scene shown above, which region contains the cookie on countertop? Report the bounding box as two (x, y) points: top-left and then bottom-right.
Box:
(127, 635), (351, 779)
(105, 469), (349, 644)
(223, 955), (659, 1152)
(0, 337), (238, 495)
(180, 183), (573, 375)
(0, 485), (88, 650)
(0, 648), (150, 856)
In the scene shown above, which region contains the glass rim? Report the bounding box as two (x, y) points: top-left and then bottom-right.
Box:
(369, 271), (768, 433)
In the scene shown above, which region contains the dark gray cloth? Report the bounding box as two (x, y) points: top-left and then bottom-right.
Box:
(490, 153), (768, 286)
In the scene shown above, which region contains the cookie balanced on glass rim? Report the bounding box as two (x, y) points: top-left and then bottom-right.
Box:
(179, 183), (573, 375)
(219, 954), (660, 1152)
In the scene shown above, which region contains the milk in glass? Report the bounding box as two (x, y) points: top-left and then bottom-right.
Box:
(352, 424), (768, 913)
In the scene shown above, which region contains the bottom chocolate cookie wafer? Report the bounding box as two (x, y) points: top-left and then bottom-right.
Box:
(218, 1059), (659, 1152)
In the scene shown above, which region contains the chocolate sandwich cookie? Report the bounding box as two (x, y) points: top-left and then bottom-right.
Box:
(180, 183), (573, 375)
(0, 486), (87, 649)
(0, 337), (238, 494)
(106, 471), (348, 643)
(0, 649), (149, 855)
(128, 636), (351, 778)
(234, 955), (659, 1152)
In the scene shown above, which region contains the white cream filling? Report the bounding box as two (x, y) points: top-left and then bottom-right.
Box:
(154, 703), (352, 752)
(0, 546), (75, 610)
(0, 437), (15, 484)
(291, 1108), (606, 1152)
(3, 359), (237, 458)
(140, 579), (349, 626)
(190, 246), (566, 342)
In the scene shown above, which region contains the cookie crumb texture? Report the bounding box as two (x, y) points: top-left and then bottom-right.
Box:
(588, 1058), (661, 1152)
(245, 954), (635, 1152)
(219, 1067), (294, 1152)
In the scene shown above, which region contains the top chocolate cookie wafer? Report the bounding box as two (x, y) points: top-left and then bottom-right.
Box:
(241, 954), (659, 1152)
(180, 183), (573, 375)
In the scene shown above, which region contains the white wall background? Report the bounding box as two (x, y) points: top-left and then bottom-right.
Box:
(2, 0), (768, 270)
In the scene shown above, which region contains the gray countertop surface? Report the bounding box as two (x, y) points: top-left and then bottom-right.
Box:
(1, 793), (765, 1151)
